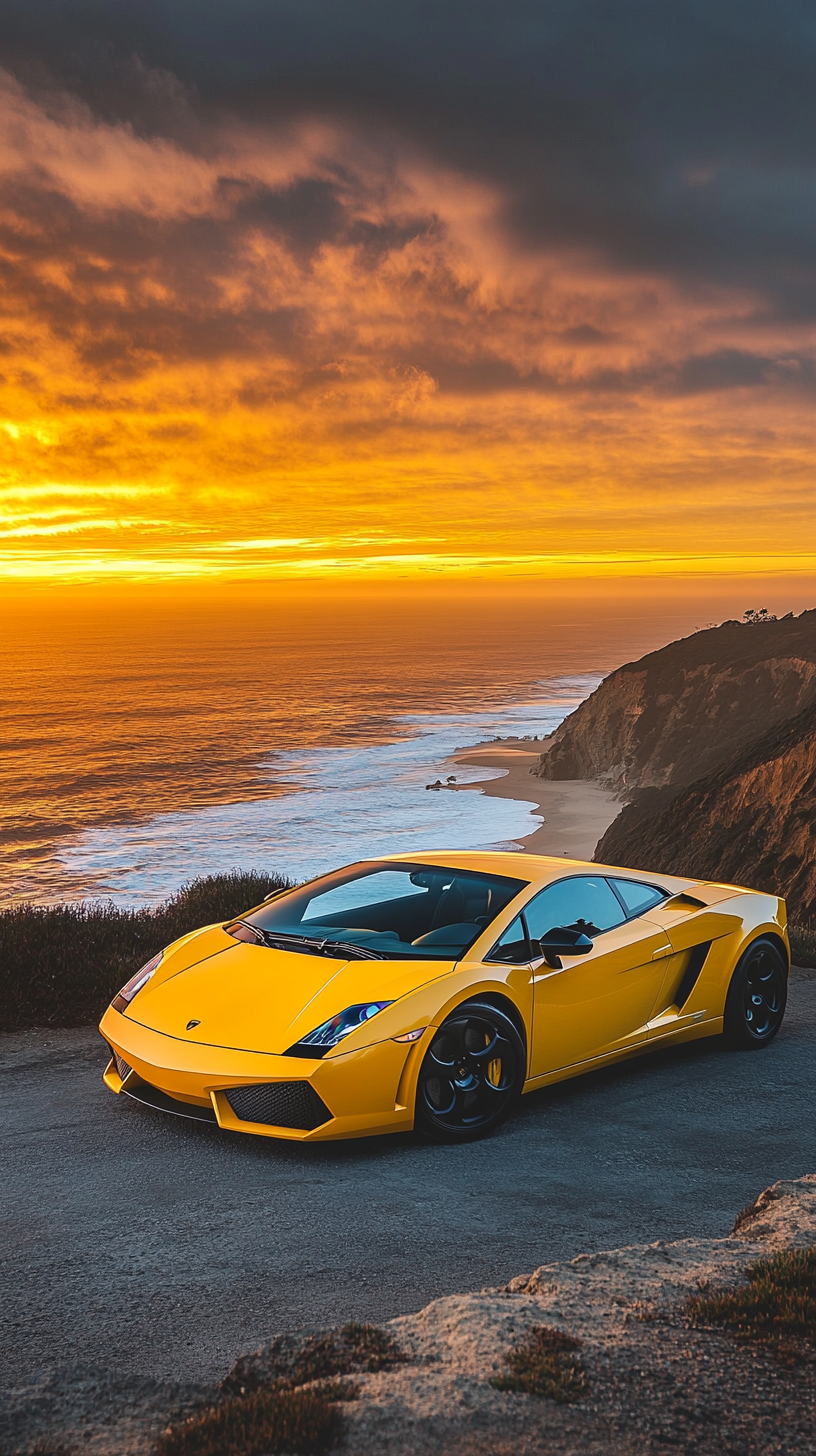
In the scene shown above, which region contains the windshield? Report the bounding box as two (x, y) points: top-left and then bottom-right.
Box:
(243, 861), (528, 960)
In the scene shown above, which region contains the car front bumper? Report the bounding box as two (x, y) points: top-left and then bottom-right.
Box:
(99, 1005), (417, 1141)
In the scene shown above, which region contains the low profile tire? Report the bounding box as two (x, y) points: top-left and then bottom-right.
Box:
(723, 937), (788, 1050)
(414, 1000), (525, 1143)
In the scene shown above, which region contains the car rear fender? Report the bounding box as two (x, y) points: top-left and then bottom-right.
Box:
(647, 890), (788, 1020)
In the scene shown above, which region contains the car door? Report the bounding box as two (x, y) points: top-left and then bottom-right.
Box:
(524, 875), (673, 1077)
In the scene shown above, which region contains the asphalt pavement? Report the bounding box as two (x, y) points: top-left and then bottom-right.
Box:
(2, 971), (814, 1389)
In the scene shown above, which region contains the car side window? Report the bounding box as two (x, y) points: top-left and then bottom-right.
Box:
(524, 877), (626, 941)
(485, 914), (529, 964)
(608, 879), (667, 918)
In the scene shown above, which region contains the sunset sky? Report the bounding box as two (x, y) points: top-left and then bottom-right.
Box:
(1, 2), (815, 588)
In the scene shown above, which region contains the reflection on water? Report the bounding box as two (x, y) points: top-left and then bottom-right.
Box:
(56, 685), (597, 905)
(2, 589), (705, 906)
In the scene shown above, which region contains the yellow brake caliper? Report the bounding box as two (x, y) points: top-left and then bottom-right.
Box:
(487, 1030), (501, 1086)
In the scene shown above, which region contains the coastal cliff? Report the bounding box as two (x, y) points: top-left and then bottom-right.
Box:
(595, 695), (816, 919)
(534, 611), (816, 794)
(529, 608), (816, 918)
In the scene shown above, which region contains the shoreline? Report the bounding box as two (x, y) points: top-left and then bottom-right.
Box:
(447, 736), (621, 861)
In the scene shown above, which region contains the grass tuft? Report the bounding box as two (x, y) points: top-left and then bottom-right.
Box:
(490, 1325), (588, 1402)
(290, 1322), (405, 1384)
(0, 869), (291, 1032)
(169, 1322), (404, 1456)
(24, 1443), (75, 1455)
(224, 1322), (406, 1395)
(687, 1245), (816, 1363)
(157, 1380), (355, 1456)
(789, 921), (816, 969)
(731, 1187), (781, 1235)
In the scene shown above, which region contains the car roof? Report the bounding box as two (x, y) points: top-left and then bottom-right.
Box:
(381, 849), (698, 895)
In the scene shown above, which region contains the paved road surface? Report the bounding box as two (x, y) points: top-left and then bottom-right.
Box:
(2, 972), (814, 1388)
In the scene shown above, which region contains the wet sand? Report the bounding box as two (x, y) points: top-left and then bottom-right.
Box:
(448, 739), (621, 862)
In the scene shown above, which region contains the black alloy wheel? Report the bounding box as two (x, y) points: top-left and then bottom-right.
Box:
(414, 1000), (525, 1143)
(723, 937), (788, 1049)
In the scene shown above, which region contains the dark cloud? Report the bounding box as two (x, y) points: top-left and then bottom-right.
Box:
(2, 8), (816, 411)
(560, 326), (614, 345)
(224, 177), (346, 257)
(422, 357), (558, 396)
(0, 180), (318, 377)
(2, 0), (816, 301)
(672, 349), (774, 395)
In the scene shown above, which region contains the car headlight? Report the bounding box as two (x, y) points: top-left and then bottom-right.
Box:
(112, 951), (163, 1012)
(285, 1001), (394, 1058)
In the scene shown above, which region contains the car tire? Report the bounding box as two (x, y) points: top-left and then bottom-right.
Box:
(414, 1000), (525, 1143)
(723, 937), (788, 1050)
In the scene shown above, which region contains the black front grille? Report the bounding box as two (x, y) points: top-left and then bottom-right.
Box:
(112, 1050), (132, 1082)
(225, 1081), (332, 1131)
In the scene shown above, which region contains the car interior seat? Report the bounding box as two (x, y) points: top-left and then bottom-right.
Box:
(430, 878), (492, 931)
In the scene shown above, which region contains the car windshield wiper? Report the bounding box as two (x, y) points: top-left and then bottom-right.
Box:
(257, 929), (386, 961)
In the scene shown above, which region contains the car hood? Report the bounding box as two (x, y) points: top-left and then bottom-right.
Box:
(125, 927), (452, 1054)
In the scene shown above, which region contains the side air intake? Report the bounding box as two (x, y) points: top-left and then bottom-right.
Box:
(225, 1082), (332, 1131)
(674, 941), (713, 1010)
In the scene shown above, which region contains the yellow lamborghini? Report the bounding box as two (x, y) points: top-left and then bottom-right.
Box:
(100, 851), (789, 1144)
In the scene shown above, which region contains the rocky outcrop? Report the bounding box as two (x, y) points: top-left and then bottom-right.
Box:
(595, 696), (816, 918)
(535, 611), (816, 794)
(5, 1174), (815, 1456)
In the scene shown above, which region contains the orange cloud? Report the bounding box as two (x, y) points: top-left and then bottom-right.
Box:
(0, 66), (814, 584)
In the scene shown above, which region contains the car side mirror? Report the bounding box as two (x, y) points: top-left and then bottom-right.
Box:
(532, 926), (594, 970)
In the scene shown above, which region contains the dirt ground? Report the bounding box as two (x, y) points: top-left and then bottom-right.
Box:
(3, 1175), (814, 1455)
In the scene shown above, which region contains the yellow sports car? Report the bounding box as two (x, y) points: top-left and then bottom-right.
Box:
(100, 851), (789, 1144)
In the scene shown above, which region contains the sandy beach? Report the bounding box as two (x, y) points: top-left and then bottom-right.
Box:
(446, 738), (620, 862)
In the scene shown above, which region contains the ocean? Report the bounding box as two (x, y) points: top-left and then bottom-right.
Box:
(2, 588), (714, 908)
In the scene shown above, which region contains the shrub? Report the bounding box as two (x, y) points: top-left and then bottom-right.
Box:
(0, 869), (291, 1032)
(157, 1381), (354, 1456)
(490, 1325), (587, 1402)
(224, 1322), (405, 1396)
(789, 920), (816, 969)
(284, 1322), (404, 1385)
(687, 1246), (816, 1363)
(162, 1321), (404, 1456)
(23, 1444), (75, 1455)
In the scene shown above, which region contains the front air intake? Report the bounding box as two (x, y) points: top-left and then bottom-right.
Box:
(225, 1081), (331, 1131)
(112, 1049), (132, 1082)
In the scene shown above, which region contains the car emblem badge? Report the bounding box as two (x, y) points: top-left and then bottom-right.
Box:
(186, 1019), (201, 1030)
